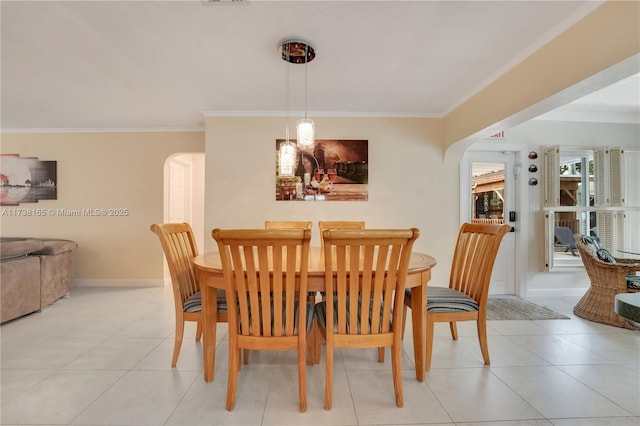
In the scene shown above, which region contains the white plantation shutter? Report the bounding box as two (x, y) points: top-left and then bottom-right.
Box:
(625, 151), (640, 207)
(544, 211), (555, 272)
(544, 146), (559, 207)
(593, 148), (624, 254)
(593, 148), (608, 207)
(596, 211), (615, 251)
(609, 147), (624, 207)
(615, 212), (626, 255)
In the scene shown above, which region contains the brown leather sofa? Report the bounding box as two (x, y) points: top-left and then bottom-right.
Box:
(1, 237), (77, 323)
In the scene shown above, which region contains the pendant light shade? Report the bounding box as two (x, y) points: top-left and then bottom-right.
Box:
(279, 139), (296, 177)
(296, 118), (314, 149)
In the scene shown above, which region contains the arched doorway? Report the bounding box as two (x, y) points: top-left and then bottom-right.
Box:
(164, 152), (205, 253)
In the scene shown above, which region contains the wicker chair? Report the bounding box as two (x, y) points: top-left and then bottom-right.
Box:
(574, 235), (640, 329)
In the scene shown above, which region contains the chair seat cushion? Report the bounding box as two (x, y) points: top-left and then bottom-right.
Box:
(415, 286), (479, 313)
(315, 299), (391, 333)
(183, 289), (227, 314)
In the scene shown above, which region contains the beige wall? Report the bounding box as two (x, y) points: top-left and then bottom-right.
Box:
(204, 117), (458, 285)
(0, 132), (204, 285)
(444, 0), (640, 148)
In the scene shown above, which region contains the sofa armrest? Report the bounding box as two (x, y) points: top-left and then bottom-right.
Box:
(0, 240), (46, 260)
(32, 240), (78, 256)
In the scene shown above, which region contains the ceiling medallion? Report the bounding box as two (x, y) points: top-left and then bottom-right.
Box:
(280, 40), (315, 64)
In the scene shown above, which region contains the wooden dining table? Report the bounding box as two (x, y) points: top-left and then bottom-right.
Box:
(192, 247), (436, 382)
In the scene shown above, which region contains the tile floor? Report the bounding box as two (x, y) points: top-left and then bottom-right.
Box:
(1, 286), (638, 426)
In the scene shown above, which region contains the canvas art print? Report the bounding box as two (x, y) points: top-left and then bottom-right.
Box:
(276, 139), (368, 201)
(0, 154), (57, 205)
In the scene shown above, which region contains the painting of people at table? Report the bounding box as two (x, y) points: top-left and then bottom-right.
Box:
(275, 139), (368, 201)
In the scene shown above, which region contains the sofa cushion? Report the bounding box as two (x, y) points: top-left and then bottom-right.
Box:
(32, 240), (78, 255)
(1, 255), (41, 323)
(0, 239), (46, 260)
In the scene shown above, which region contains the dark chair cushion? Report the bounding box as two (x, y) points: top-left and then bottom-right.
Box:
(315, 298), (391, 334)
(627, 275), (640, 290)
(424, 286), (479, 313)
(596, 248), (616, 263)
(183, 289), (227, 314)
(580, 235), (602, 257)
(183, 292), (202, 313)
(581, 235), (602, 250)
(235, 299), (314, 334)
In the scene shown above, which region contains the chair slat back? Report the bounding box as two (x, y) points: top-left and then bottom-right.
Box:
(150, 223), (199, 306)
(266, 221), (313, 265)
(318, 221), (365, 232)
(265, 221), (312, 230)
(213, 229), (311, 338)
(318, 221), (365, 257)
(322, 229), (419, 336)
(449, 223), (511, 304)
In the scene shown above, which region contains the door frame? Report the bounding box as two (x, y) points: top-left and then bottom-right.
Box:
(162, 152), (205, 285)
(461, 143), (528, 296)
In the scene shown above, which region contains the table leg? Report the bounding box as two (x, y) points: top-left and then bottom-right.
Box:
(410, 279), (426, 382)
(202, 284), (218, 382)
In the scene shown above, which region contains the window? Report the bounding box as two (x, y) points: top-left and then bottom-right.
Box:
(544, 146), (632, 270)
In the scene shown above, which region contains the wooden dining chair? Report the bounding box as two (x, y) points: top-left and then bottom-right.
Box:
(403, 223), (510, 371)
(315, 221), (368, 361)
(150, 223), (228, 368)
(266, 220), (317, 331)
(316, 228), (420, 409)
(318, 221), (365, 257)
(212, 228), (313, 412)
(265, 220), (312, 230)
(263, 220), (313, 270)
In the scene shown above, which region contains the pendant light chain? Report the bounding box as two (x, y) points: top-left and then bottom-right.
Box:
(285, 54), (290, 142)
(304, 44), (308, 120)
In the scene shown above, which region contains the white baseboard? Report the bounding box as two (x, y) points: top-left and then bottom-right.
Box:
(73, 279), (165, 288)
(524, 287), (588, 298)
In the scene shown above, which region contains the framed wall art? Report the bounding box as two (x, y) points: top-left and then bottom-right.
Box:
(275, 139), (368, 201)
(0, 154), (57, 205)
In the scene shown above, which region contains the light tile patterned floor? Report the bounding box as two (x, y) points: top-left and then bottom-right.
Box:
(1, 286), (638, 426)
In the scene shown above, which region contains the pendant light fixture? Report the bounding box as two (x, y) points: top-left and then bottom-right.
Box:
(280, 39), (316, 149)
(278, 137), (296, 177)
(279, 53), (296, 177)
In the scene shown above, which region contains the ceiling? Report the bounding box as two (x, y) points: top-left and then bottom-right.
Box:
(1, 0), (637, 132)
